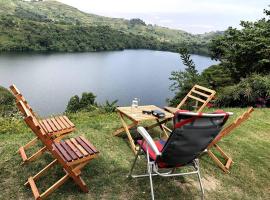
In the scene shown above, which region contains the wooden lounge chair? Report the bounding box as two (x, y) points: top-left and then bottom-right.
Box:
(17, 100), (99, 200)
(164, 84), (216, 114)
(207, 107), (254, 173)
(10, 84), (75, 164)
(129, 111), (231, 200)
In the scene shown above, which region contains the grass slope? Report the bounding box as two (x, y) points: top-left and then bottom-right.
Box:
(0, 108), (269, 199)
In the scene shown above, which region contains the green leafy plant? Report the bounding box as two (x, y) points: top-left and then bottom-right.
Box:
(101, 100), (118, 113)
(215, 74), (270, 107)
(169, 47), (200, 107)
(66, 92), (97, 113)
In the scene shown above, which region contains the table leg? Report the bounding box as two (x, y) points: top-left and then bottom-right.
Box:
(156, 119), (169, 139)
(113, 121), (138, 136)
(116, 112), (138, 154)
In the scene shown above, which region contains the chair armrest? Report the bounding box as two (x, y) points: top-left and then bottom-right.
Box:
(137, 127), (161, 156)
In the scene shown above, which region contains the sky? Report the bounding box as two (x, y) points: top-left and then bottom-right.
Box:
(58, 0), (269, 34)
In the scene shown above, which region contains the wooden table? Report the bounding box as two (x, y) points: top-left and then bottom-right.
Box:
(113, 105), (174, 154)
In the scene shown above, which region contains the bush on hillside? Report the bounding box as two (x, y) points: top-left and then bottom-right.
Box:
(215, 74), (270, 107)
(66, 92), (97, 113)
(0, 86), (18, 117)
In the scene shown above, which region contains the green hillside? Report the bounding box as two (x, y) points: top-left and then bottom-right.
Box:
(0, 0), (219, 54)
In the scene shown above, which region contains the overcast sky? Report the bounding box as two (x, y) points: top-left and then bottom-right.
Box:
(58, 0), (269, 34)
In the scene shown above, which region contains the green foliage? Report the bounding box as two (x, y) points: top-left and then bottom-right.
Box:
(210, 8), (270, 81)
(129, 18), (146, 26)
(101, 100), (118, 113)
(215, 74), (270, 107)
(200, 64), (233, 90)
(66, 95), (80, 113)
(0, 86), (18, 117)
(0, 0), (216, 55)
(66, 92), (97, 113)
(169, 48), (200, 106)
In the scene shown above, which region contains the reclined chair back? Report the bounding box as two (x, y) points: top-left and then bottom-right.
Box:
(157, 111), (229, 167)
(206, 107), (254, 173)
(10, 84), (37, 118)
(177, 84), (216, 112)
(16, 100), (51, 145)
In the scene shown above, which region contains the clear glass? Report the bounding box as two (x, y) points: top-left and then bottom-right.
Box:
(131, 98), (139, 115)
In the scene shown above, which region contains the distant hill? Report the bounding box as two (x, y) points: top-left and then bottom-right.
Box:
(0, 0), (221, 55)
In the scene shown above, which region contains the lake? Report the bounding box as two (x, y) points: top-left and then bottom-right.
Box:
(0, 50), (218, 117)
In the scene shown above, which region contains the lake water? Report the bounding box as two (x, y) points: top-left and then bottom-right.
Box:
(0, 50), (218, 117)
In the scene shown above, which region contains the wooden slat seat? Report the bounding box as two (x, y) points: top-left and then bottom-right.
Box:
(9, 84), (76, 164)
(53, 136), (99, 165)
(39, 116), (75, 136)
(16, 100), (99, 199)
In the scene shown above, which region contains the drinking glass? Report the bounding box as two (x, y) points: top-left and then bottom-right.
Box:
(131, 98), (139, 115)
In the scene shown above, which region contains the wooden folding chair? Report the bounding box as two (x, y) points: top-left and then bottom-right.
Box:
(10, 84), (75, 164)
(17, 100), (99, 200)
(207, 107), (254, 173)
(164, 84), (216, 114)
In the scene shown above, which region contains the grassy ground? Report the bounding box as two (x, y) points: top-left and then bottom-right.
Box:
(0, 108), (269, 199)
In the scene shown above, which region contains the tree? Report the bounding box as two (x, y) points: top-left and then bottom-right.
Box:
(169, 48), (200, 106)
(210, 8), (270, 81)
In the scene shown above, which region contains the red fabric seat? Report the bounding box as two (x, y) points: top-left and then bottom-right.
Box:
(137, 139), (165, 161)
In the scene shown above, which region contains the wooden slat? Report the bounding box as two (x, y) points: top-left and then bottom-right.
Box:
(19, 147), (27, 162)
(76, 137), (94, 155)
(42, 119), (53, 133)
(40, 174), (69, 199)
(53, 146), (66, 162)
(59, 116), (70, 128)
(39, 121), (48, 133)
(194, 85), (215, 94)
(28, 177), (40, 200)
(63, 116), (75, 127)
(191, 89), (210, 98)
(187, 94), (206, 103)
(50, 117), (62, 131)
(225, 158), (233, 169)
(79, 136), (98, 153)
(70, 138), (88, 156)
(65, 139), (83, 158)
(54, 116), (67, 129)
(60, 141), (78, 160)
(54, 142), (72, 162)
(46, 119), (58, 132)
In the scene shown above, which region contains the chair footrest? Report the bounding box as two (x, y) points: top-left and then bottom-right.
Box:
(19, 147), (28, 162)
(225, 158), (233, 169)
(28, 177), (41, 200)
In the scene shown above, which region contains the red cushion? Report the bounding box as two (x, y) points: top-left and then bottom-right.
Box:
(137, 139), (165, 161)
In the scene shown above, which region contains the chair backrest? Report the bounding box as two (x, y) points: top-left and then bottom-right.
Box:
(10, 84), (37, 118)
(16, 100), (51, 144)
(208, 107), (254, 149)
(157, 111), (230, 167)
(177, 85), (216, 112)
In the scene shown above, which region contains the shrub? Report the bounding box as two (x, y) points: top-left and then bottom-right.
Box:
(66, 92), (97, 113)
(101, 100), (118, 113)
(215, 74), (270, 107)
(0, 86), (18, 117)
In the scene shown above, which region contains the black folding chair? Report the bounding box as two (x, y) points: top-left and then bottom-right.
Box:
(128, 111), (231, 200)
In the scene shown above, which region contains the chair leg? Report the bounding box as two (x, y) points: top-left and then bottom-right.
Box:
(148, 162), (155, 200)
(146, 147), (155, 200)
(194, 159), (205, 200)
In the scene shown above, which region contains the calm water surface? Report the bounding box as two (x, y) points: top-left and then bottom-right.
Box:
(0, 50), (218, 117)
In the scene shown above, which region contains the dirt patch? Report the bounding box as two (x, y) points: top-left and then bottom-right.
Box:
(201, 175), (220, 191)
(175, 175), (220, 192)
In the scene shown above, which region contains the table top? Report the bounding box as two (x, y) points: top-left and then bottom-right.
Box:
(117, 105), (174, 122)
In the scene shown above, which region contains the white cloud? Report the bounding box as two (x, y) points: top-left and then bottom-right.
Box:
(57, 0), (269, 33)
(58, 0), (264, 14)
